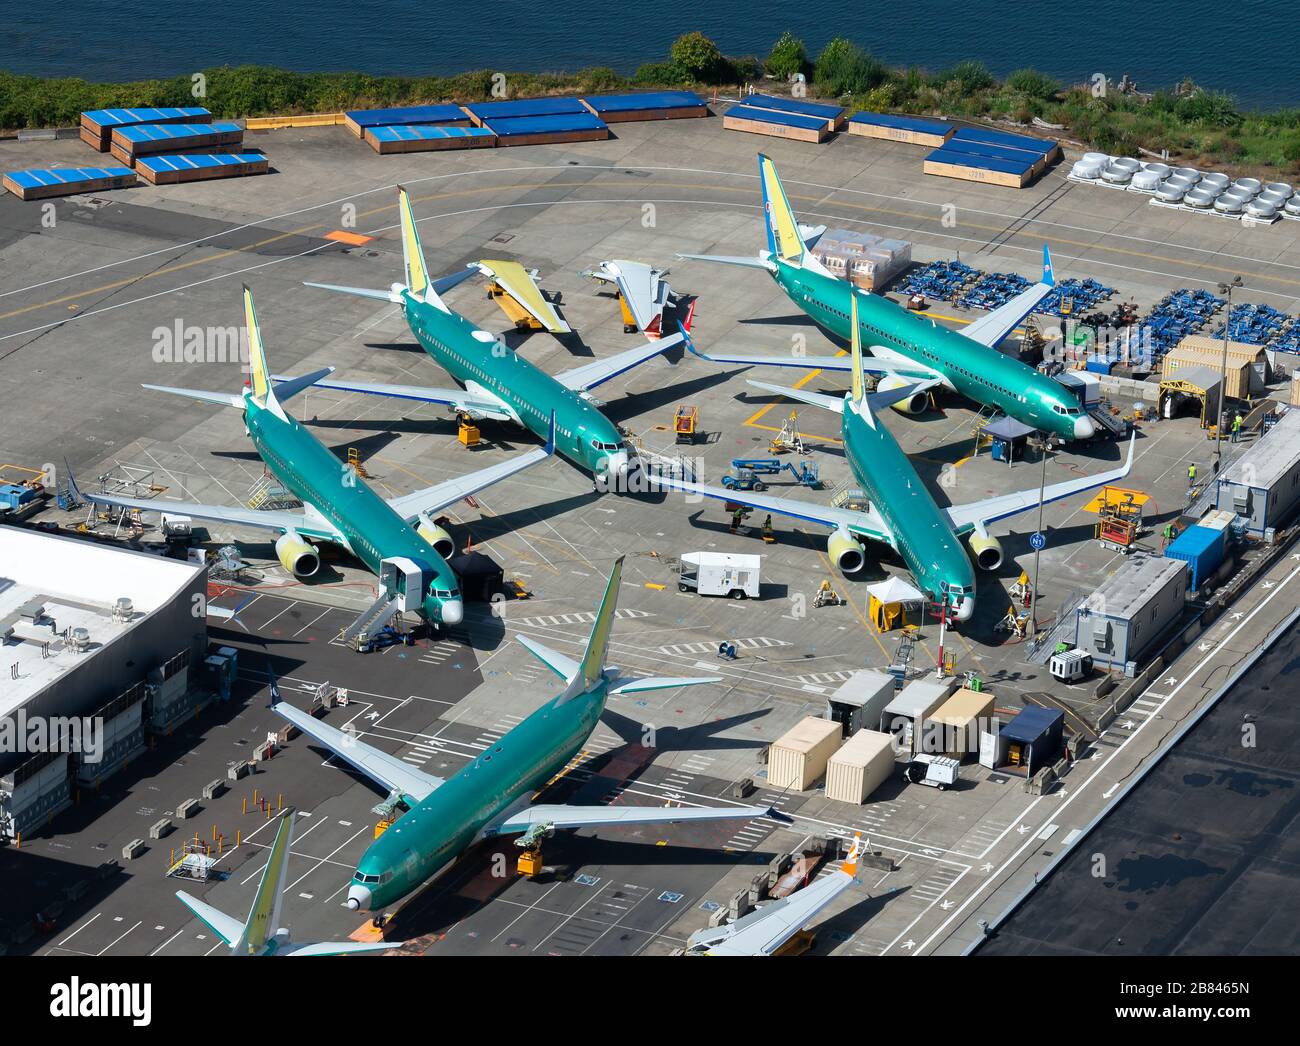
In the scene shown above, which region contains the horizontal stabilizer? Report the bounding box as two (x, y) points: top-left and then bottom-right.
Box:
(281, 940), (395, 957)
(270, 367), (336, 403)
(516, 635), (580, 683)
(554, 331), (685, 392)
(174, 891), (243, 947)
(140, 383), (245, 409)
(488, 801), (776, 836)
(675, 252), (775, 270)
(608, 675), (723, 695)
(747, 379), (845, 415)
(289, 377), (515, 422)
(302, 281), (400, 304)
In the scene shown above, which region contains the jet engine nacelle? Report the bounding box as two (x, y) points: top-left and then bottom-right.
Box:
(415, 515), (455, 559)
(877, 374), (930, 415)
(968, 532), (1003, 571)
(828, 528), (866, 574)
(275, 530), (320, 577)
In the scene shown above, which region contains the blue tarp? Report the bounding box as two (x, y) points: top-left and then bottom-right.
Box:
(466, 97), (590, 120)
(367, 125), (494, 142)
(484, 112), (607, 136)
(83, 107), (210, 127)
(850, 111), (952, 135)
(937, 138), (1041, 168)
(581, 91), (706, 113)
(745, 93), (844, 121)
(136, 153), (266, 173)
(926, 145), (1035, 176)
(951, 126), (1057, 157)
(726, 104), (826, 131)
(114, 122), (242, 143)
(345, 104), (468, 128)
(7, 167), (134, 188)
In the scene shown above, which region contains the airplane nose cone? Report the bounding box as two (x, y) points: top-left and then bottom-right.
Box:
(1073, 415), (1096, 440)
(440, 599), (464, 626)
(953, 598), (975, 622)
(346, 885), (372, 911)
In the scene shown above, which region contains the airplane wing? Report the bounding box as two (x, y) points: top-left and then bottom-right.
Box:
(584, 260), (672, 333)
(701, 868), (855, 955)
(553, 332), (685, 392)
(174, 891), (244, 947)
(959, 244), (1057, 349)
(67, 468), (345, 544)
(273, 701), (444, 803)
(287, 377), (517, 423)
(653, 473), (895, 548)
(946, 432), (1137, 534)
(487, 801), (775, 836)
(386, 413), (554, 522)
(476, 259), (570, 333)
(280, 940), (396, 957)
(685, 340), (941, 383)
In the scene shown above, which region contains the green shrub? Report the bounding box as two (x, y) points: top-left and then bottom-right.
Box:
(765, 32), (808, 81)
(1005, 68), (1061, 100)
(670, 31), (725, 83)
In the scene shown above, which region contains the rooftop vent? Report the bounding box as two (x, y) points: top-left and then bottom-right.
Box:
(69, 627), (91, 653)
(113, 597), (134, 621)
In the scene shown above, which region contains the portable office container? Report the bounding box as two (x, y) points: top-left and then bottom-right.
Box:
(1215, 408), (1300, 536)
(135, 153), (269, 185)
(744, 93), (846, 131)
(922, 687), (996, 760)
(880, 677), (958, 753)
(825, 730), (896, 804)
(768, 717), (842, 791)
(109, 122), (244, 165)
(1074, 553), (1187, 670)
(825, 670), (897, 738)
(483, 113), (609, 147)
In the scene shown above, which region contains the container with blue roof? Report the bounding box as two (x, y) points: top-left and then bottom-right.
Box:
(848, 111), (953, 148)
(743, 93), (846, 131)
(481, 112), (609, 148)
(579, 91), (707, 123)
(109, 122), (244, 165)
(343, 104), (470, 137)
(80, 107), (211, 151)
(464, 96), (591, 127)
(995, 706), (1064, 775)
(135, 153), (270, 186)
(3, 166), (138, 201)
(364, 124), (496, 154)
(723, 103), (829, 144)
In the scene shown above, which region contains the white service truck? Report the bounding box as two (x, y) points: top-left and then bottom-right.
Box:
(677, 552), (761, 600)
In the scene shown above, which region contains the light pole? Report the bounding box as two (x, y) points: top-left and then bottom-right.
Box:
(1214, 275), (1243, 472)
(1027, 432), (1050, 638)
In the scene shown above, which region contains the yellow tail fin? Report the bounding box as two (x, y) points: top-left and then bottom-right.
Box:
(243, 285), (272, 406)
(396, 186), (429, 297)
(758, 154), (805, 264)
(849, 290), (865, 406)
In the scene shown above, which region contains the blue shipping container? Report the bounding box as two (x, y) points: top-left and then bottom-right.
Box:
(1164, 524), (1226, 590)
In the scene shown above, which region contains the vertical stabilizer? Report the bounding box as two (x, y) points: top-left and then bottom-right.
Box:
(243, 286), (286, 421)
(574, 556), (625, 694)
(240, 807), (296, 954)
(396, 185), (431, 299)
(849, 289), (865, 406)
(757, 154), (805, 265)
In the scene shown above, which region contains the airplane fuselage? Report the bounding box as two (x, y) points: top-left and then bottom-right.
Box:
(346, 679), (607, 911)
(245, 397), (462, 624)
(402, 291), (632, 481)
(772, 260), (1087, 440)
(839, 402), (976, 620)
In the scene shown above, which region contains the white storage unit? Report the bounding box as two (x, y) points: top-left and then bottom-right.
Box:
(768, 716), (842, 791)
(1216, 408), (1300, 536)
(825, 730), (897, 804)
(825, 669), (897, 738)
(880, 676), (959, 753)
(1074, 553), (1188, 671)
(677, 552), (761, 599)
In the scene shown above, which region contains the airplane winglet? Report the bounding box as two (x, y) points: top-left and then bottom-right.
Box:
(841, 832), (865, 877)
(1043, 244), (1055, 287)
(681, 329), (713, 361)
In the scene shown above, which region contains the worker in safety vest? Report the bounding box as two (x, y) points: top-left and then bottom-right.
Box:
(1232, 413), (1243, 443)
(1187, 463), (1197, 488)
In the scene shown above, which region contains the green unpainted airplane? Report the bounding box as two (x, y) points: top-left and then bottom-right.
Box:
(274, 556), (780, 917)
(298, 186), (691, 484)
(660, 293), (1134, 621)
(679, 154), (1096, 441)
(175, 807), (392, 956)
(70, 286), (553, 633)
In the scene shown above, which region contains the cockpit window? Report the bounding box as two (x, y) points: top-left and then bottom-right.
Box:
(431, 586), (459, 598)
(591, 438), (620, 451)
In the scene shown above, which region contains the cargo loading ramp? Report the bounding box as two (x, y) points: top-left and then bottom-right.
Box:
(476, 259), (570, 333)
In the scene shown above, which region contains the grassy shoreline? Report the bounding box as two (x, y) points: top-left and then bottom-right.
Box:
(2, 31), (1296, 179)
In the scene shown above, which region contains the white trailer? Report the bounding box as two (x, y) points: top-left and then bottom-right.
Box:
(677, 552), (761, 599)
